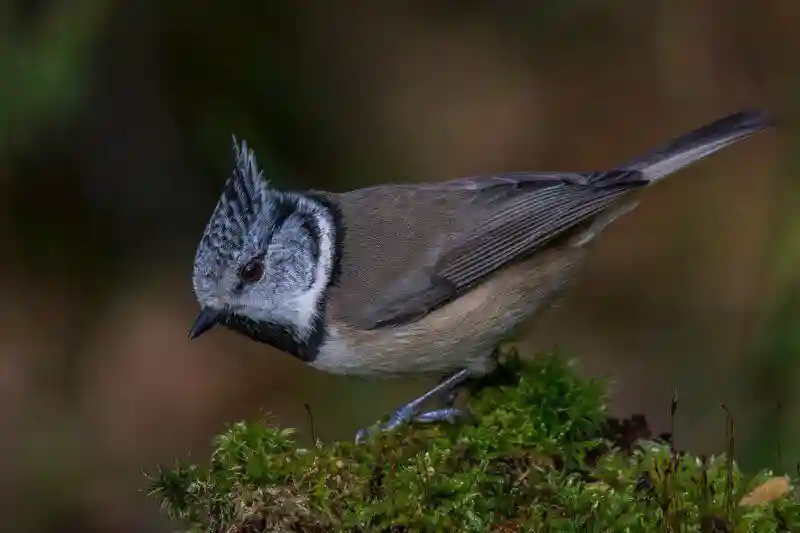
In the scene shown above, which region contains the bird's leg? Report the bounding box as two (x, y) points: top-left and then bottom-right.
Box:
(434, 350), (524, 422)
(439, 347), (519, 409)
(354, 369), (471, 444)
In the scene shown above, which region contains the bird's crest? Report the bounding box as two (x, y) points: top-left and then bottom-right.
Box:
(194, 137), (269, 274)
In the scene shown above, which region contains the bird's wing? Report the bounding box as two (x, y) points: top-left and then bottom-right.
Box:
(328, 109), (770, 330)
(335, 173), (637, 330)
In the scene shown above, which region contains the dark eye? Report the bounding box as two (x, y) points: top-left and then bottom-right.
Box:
(239, 257), (265, 284)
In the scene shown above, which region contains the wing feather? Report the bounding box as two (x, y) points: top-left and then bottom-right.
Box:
(354, 177), (636, 329)
(337, 108), (771, 330)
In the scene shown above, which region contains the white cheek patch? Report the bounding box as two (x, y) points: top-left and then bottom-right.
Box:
(217, 194), (337, 342)
(289, 199), (336, 337)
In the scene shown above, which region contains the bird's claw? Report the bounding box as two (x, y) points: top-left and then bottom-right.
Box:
(354, 407), (467, 444)
(354, 369), (472, 444)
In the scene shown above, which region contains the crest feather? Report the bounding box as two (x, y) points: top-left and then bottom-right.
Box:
(224, 136), (268, 235)
(194, 137), (269, 273)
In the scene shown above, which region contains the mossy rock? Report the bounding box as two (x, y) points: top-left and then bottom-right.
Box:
(148, 351), (800, 532)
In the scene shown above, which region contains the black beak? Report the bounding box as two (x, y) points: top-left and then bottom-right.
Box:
(189, 307), (224, 339)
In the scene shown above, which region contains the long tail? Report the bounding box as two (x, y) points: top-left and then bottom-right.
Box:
(593, 109), (773, 187)
(576, 109), (772, 246)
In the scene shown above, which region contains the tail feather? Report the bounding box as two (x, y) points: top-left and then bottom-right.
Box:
(592, 109), (772, 187)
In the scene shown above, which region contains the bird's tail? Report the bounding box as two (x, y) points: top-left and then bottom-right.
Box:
(575, 109), (771, 247)
(593, 109), (772, 187)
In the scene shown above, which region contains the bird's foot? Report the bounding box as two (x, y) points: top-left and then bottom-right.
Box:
(354, 369), (471, 444)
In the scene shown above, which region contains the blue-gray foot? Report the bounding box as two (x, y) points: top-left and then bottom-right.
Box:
(354, 369), (471, 444)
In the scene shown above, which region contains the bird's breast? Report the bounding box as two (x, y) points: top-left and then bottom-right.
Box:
(311, 247), (582, 378)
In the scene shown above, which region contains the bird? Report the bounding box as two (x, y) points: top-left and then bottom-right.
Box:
(188, 109), (772, 442)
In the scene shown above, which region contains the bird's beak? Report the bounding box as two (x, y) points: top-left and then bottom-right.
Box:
(189, 307), (224, 339)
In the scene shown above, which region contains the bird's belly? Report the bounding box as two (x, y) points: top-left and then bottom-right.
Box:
(312, 323), (500, 377)
(312, 249), (581, 378)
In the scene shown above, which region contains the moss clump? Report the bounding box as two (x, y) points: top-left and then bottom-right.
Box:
(148, 351), (800, 532)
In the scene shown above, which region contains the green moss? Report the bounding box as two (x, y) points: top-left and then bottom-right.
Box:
(148, 351), (800, 532)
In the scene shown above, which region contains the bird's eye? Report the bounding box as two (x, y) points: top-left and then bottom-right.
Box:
(239, 257), (265, 284)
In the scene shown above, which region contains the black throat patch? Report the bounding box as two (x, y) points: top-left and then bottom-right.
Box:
(222, 313), (325, 362)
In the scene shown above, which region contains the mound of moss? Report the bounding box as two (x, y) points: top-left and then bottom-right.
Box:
(148, 351), (800, 532)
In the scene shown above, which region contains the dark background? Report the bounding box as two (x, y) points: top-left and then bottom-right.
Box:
(2, 1), (798, 531)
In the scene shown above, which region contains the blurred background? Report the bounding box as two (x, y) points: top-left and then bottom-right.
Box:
(1, 0), (798, 530)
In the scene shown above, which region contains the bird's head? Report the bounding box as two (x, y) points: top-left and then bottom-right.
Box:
(189, 139), (339, 361)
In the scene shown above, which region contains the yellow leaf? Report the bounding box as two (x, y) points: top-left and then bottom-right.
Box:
(739, 476), (791, 506)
